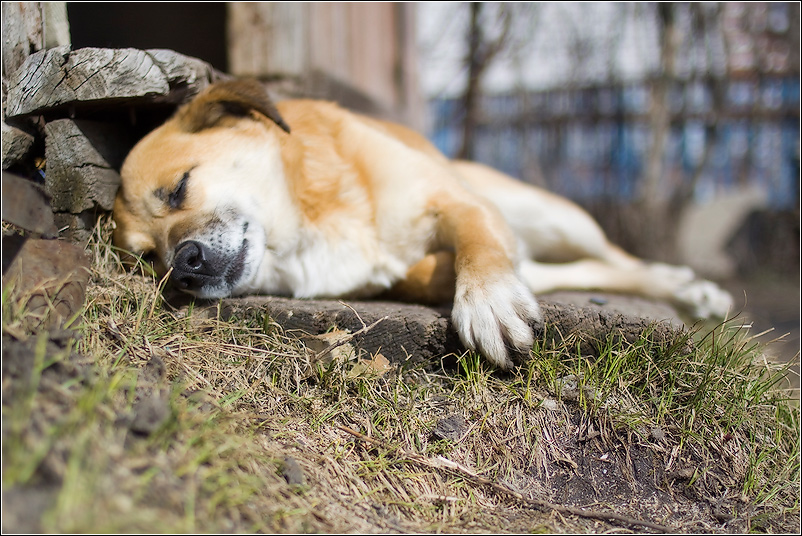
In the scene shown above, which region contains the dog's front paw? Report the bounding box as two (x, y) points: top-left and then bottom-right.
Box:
(451, 273), (542, 369)
(673, 279), (734, 320)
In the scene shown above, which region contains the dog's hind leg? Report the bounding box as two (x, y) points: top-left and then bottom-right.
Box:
(518, 257), (733, 321)
(381, 251), (457, 305)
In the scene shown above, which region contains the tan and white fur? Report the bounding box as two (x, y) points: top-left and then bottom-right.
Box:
(113, 80), (733, 369)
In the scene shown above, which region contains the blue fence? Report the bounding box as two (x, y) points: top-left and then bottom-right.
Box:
(428, 76), (800, 209)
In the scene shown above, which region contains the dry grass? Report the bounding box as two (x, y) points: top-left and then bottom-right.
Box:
(2, 216), (799, 533)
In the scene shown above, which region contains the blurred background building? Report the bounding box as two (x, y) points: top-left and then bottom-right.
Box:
(50, 2), (802, 361)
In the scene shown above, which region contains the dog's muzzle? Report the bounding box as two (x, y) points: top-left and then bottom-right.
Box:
(171, 240), (247, 296)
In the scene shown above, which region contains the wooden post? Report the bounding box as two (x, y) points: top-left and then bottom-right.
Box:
(226, 3), (307, 78)
(226, 2), (422, 128)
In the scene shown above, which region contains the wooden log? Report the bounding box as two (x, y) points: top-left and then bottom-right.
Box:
(537, 292), (690, 357)
(210, 293), (689, 366)
(1, 2), (44, 171)
(42, 118), (141, 243)
(217, 296), (461, 366)
(51, 212), (97, 246)
(1, 121), (36, 170)
(4, 46), (218, 118)
(43, 119), (136, 214)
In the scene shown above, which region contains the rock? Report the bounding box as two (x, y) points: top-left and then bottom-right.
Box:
(128, 357), (171, 436)
(5, 46), (218, 118)
(1, 485), (57, 534)
(140, 355), (167, 384)
(129, 393), (171, 436)
(432, 414), (469, 442)
(1, 172), (57, 236)
(281, 456), (306, 486)
(1, 332), (88, 403)
(2, 238), (91, 331)
(650, 426), (667, 442)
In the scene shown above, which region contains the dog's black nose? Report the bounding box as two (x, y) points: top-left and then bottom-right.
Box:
(172, 240), (217, 291)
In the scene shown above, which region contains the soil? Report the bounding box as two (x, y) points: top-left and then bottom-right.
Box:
(3, 301), (798, 534)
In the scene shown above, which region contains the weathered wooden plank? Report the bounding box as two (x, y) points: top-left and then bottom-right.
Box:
(1, 2), (44, 173)
(226, 3), (422, 127)
(4, 46), (217, 117)
(227, 3), (307, 77)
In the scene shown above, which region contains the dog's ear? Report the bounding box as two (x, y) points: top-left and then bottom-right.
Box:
(175, 79), (291, 134)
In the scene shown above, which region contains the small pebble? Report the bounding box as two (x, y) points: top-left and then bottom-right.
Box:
(282, 455), (306, 486)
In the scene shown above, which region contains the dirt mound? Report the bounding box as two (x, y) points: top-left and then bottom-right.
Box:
(2, 225), (798, 533)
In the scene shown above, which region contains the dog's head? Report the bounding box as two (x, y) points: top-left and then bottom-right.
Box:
(113, 80), (294, 298)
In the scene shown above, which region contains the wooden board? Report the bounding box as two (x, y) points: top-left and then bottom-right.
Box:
(206, 294), (689, 366)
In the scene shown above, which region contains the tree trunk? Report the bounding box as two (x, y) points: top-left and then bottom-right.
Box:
(639, 3), (678, 261)
(458, 3), (483, 160)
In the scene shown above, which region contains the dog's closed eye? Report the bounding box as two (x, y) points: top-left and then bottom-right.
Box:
(155, 172), (190, 210)
(168, 172), (189, 209)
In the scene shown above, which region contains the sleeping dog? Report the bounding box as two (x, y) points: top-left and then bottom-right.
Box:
(112, 79), (733, 369)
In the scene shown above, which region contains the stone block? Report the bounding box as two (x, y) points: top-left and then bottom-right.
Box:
(2, 238), (91, 331)
(2, 172), (56, 236)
